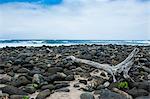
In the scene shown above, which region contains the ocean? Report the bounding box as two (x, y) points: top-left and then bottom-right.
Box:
(0, 40), (149, 48)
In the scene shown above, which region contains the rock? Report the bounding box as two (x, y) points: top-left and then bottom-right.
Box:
(0, 70), (4, 74)
(74, 83), (80, 88)
(32, 74), (44, 84)
(28, 67), (42, 76)
(80, 93), (95, 99)
(47, 64), (51, 67)
(10, 95), (29, 99)
(0, 64), (5, 69)
(16, 68), (30, 73)
(95, 89), (127, 99)
(12, 66), (21, 72)
(36, 62), (48, 69)
(56, 88), (70, 92)
(79, 80), (87, 85)
(80, 85), (94, 92)
(41, 84), (55, 90)
(7, 71), (15, 77)
(0, 79), (9, 84)
(135, 95), (150, 99)
(17, 53), (32, 60)
(63, 69), (74, 75)
(36, 89), (51, 99)
(96, 81), (110, 90)
(131, 81), (150, 92)
(47, 67), (63, 74)
(144, 62), (150, 67)
(73, 67), (85, 73)
(139, 58), (148, 63)
(1, 85), (28, 95)
(0, 90), (9, 97)
(57, 72), (67, 78)
(69, 66), (77, 70)
(22, 63), (34, 69)
(0, 74), (12, 84)
(55, 82), (70, 89)
(24, 84), (37, 94)
(0, 74), (12, 82)
(13, 59), (23, 65)
(46, 73), (66, 82)
(65, 75), (75, 81)
(127, 87), (149, 98)
(11, 76), (31, 87)
(148, 74), (150, 79)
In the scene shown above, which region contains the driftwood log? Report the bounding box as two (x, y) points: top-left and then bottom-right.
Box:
(67, 48), (139, 82)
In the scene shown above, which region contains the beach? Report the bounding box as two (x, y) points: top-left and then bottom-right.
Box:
(0, 44), (150, 99)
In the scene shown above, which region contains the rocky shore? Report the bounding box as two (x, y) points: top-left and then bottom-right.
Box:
(0, 44), (150, 99)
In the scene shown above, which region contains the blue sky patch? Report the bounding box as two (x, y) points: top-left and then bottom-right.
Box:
(0, 0), (63, 5)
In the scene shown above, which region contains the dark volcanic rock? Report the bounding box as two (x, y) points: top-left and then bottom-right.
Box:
(55, 82), (70, 89)
(16, 68), (30, 73)
(22, 63), (34, 69)
(1, 45), (150, 98)
(11, 76), (31, 87)
(144, 62), (150, 67)
(65, 75), (75, 81)
(74, 83), (80, 88)
(36, 89), (51, 99)
(131, 81), (150, 92)
(41, 84), (55, 90)
(23, 84), (37, 94)
(32, 74), (46, 85)
(47, 67), (63, 74)
(0, 79), (9, 84)
(13, 59), (23, 65)
(80, 93), (95, 99)
(135, 95), (150, 99)
(56, 88), (70, 92)
(1, 85), (28, 95)
(95, 89), (127, 99)
(0, 69), (4, 73)
(63, 69), (74, 75)
(127, 87), (149, 98)
(28, 67), (42, 76)
(46, 73), (66, 82)
(10, 95), (28, 99)
(139, 58), (148, 63)
(0, 74), (11, 84)
(79, 80), (87, 85)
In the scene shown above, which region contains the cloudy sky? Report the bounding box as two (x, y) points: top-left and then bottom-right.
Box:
(0, 0), (149, 40)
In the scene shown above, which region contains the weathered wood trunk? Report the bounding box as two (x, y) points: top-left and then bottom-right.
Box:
(67, 48), (139, 82)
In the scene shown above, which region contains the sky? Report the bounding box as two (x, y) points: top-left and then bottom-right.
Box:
(0, 0), (149, 40)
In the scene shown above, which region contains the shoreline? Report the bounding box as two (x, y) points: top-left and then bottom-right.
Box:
(0, 40), (150, 48)
(0, 44), (150, 99)
(0, 43), (150, 48)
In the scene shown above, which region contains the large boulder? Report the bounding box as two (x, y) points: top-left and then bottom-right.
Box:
(1, 85), (28, 95)
(95, 89), (127, 99)
(127, 87), (149, 98)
